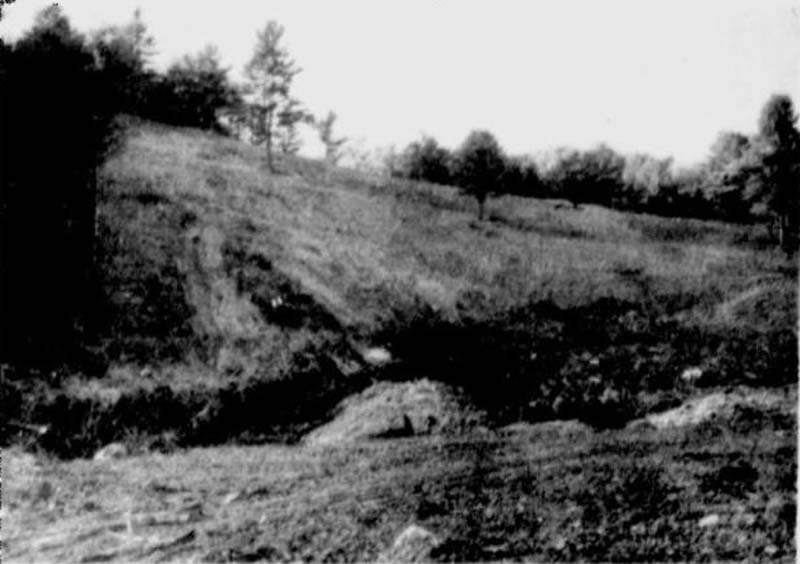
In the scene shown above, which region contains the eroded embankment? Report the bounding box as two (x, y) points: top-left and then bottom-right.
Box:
(5, 267), (796, 460)
(2, 206), (374, 458)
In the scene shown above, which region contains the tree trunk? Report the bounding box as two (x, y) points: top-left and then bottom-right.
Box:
(779, 212), (797, 256)
(90, 167), (98, 251)
(265, 110), (274, 173)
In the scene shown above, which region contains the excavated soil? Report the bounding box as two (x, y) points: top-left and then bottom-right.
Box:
(304, 379), (485, 446)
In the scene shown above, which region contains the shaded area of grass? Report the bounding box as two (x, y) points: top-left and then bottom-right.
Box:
(626, 213), (773, 247)
(2, 352), (370, 459)
(85, 176), (202, 367)
(375, 277), (797, 428)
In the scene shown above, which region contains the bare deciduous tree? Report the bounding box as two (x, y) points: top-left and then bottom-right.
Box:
(315, 111), (347, 165)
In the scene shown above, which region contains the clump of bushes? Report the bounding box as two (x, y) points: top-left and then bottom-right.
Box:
(700, 456), (760, 499)
(1, 6), (121, 369)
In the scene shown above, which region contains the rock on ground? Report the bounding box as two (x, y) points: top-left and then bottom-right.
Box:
(379, 524), (441, 563)
(362, 346), (392, 366)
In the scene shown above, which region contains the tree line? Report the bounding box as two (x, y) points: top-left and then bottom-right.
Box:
(86, 11), (345, 171)
(395, 97), (800, 250)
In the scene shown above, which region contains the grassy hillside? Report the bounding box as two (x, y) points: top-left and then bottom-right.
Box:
(95, 120), (793, 358)
(4, 120), (797, 561)
(98, 120), (787, 332)
(2, 118), (796, 455)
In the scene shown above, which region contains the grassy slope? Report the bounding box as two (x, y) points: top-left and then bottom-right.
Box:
(92, 121), (795, 415)
(98, 120), (788, 334)
(2, 122), (793, 426)
(4, 120), (797, 561)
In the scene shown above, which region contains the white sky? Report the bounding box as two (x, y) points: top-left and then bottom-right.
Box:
(2, 0), (799, 164)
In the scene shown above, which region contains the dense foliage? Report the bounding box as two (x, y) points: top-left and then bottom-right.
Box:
(0, 6), (120, 366)
(399, 136), (454, 186)
(145, 46), (240, 131)
(90, 12), (239, 133)
(451, 130), (507, 219)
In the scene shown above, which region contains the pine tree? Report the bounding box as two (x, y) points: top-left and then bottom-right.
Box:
(243, 21), (302, 172)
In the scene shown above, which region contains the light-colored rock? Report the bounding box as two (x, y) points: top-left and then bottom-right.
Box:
(599, 387), (620, 404)
(680, 367), (703, 383)
(363, 347), (392, 366)
(93, 442), (129, 461)
(222, 491), (243, 505)
(698, 513), (720, 528)
(732, 512), (757, 528)
(379, 524), (441, 563)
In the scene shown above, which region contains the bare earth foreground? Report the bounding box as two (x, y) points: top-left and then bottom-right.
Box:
(4, 384), (796, 562)
(3, 121), (797, 562)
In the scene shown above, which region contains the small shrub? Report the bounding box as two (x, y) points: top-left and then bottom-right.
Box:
(700, 457), (760, 499)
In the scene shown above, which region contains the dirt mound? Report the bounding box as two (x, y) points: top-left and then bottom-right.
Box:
(640, 387), (794, 430)
(303, 379), (483, 446)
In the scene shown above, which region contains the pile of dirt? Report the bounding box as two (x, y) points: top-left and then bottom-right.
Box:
(303, 379), (483, 446)
(638, 386), (794, 430)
